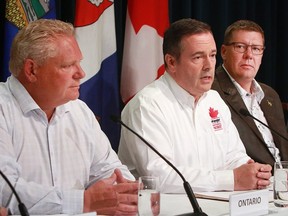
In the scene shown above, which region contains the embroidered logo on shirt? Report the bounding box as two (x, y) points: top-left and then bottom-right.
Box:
(209, 107), (223, 131)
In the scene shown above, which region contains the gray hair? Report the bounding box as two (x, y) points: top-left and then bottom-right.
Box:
(9, 19), (74, 76)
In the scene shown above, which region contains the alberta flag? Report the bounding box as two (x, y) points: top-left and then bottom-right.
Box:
(2, 0), (56, 81)
(74, 0), (120, 150)
(121, 0), (170, 103)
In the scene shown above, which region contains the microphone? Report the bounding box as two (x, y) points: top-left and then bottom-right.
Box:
(0, 170), (30, 216)
(239, 108), (288, 142)
(111, 115), (207, 216)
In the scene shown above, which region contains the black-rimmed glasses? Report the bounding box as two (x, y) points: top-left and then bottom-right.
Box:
(225, 42), (265, 55)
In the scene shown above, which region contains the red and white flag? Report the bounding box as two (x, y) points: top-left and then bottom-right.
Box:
(74, 0), (120, 150)
(120, 0), (170, 103)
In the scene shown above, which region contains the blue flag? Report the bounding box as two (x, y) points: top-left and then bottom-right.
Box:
(2, 0), (56, 81)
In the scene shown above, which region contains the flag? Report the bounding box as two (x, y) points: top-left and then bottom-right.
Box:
(74, 0), (120, 151)
(120, 0), (170, 103)
(2, 0), (56, 81)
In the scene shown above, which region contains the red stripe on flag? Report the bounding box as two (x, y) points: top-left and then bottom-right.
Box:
(127, 0), (169, 37)
(121, 0), (170, 103)
(157, 64), (166, 79)
(74, 0), (113, 27)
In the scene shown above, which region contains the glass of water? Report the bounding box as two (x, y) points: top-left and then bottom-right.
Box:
(138, 176), (160, 216)
(274, 161), (288, 207)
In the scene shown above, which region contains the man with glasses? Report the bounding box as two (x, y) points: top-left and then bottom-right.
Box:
(212, 20), (288, 171)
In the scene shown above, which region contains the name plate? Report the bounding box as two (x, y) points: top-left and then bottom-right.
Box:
(229, 189), (269, 216)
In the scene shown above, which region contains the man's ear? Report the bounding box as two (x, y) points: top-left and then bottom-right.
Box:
(165, 54), (177, 74)
(221, 44), (227, 61)
(23, 59), (37, 82)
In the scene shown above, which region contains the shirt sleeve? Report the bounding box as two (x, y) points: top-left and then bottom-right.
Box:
(85, 107), (135, 187)
(0, 157), (84, 215)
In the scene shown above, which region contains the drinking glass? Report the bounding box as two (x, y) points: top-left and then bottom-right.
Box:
(138, 176), (160, 216)
(274, 161), (288, 207)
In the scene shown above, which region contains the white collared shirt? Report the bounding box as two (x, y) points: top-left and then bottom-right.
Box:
(0, 75), (134, 215)
(223, 65), (281, 163)
(118, 72), (250, 193)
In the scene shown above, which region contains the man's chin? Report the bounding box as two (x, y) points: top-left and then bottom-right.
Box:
(67, 93), (80, 102)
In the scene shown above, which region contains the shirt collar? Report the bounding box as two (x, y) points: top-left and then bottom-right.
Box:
(8, 75), (39, 114)
(7, 75), (70, 116)
(163, 72), (207, 108)
(222, 64), (264, 103)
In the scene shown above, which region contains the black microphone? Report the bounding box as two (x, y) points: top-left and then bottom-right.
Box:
(111, 115), (207, 216)
(239, 108), (288, 142)
(0, 170), (30, 216)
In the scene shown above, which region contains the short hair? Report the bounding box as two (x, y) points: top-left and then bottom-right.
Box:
(163, 18), (213, 66)
(223, 20), (265, 45)
(9, 19), (74, 77)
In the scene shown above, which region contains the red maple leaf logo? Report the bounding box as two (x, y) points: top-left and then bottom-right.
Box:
(209, 107), (218, 118)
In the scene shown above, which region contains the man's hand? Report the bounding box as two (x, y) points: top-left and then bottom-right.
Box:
(0, 207), (7, 216)
(84, 169), (138, 215)
(234, 160), (272, 191)
(256, 164), (272, 189)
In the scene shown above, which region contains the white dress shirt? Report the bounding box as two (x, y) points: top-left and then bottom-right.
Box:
(223, 65), (281, 163)
(0, 75), (134, 214)
(118, 72), (250, 193)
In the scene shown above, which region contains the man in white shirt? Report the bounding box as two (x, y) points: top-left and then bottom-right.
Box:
(0, 19), (138, 215)
(118, 18), (272, 193)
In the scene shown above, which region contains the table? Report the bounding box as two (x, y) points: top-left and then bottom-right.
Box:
(159, 194), (288, 216)
(21, 194), (288, 216)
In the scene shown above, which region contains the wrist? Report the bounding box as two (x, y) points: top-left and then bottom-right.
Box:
(83, 189), (91, 213)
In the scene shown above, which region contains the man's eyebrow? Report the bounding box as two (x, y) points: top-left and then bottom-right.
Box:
(191, 50), (217, 56)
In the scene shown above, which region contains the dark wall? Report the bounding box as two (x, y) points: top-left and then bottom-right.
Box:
(113, 0), (288, 103)
(0, 1), (6, 81)
(167, 0), (288, 103)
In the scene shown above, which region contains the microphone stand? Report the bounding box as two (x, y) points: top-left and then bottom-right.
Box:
(239, 108), (288, 142)
(0, 170), (30, 216)
(111, 116), (207, 216)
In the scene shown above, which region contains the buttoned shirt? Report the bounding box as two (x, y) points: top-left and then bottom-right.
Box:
(223, 66), (281, 163)
(0, 76), (134, 214)
(118, 72), (250, 193)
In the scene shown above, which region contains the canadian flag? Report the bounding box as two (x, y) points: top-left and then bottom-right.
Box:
(120, 0), (170, 103)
